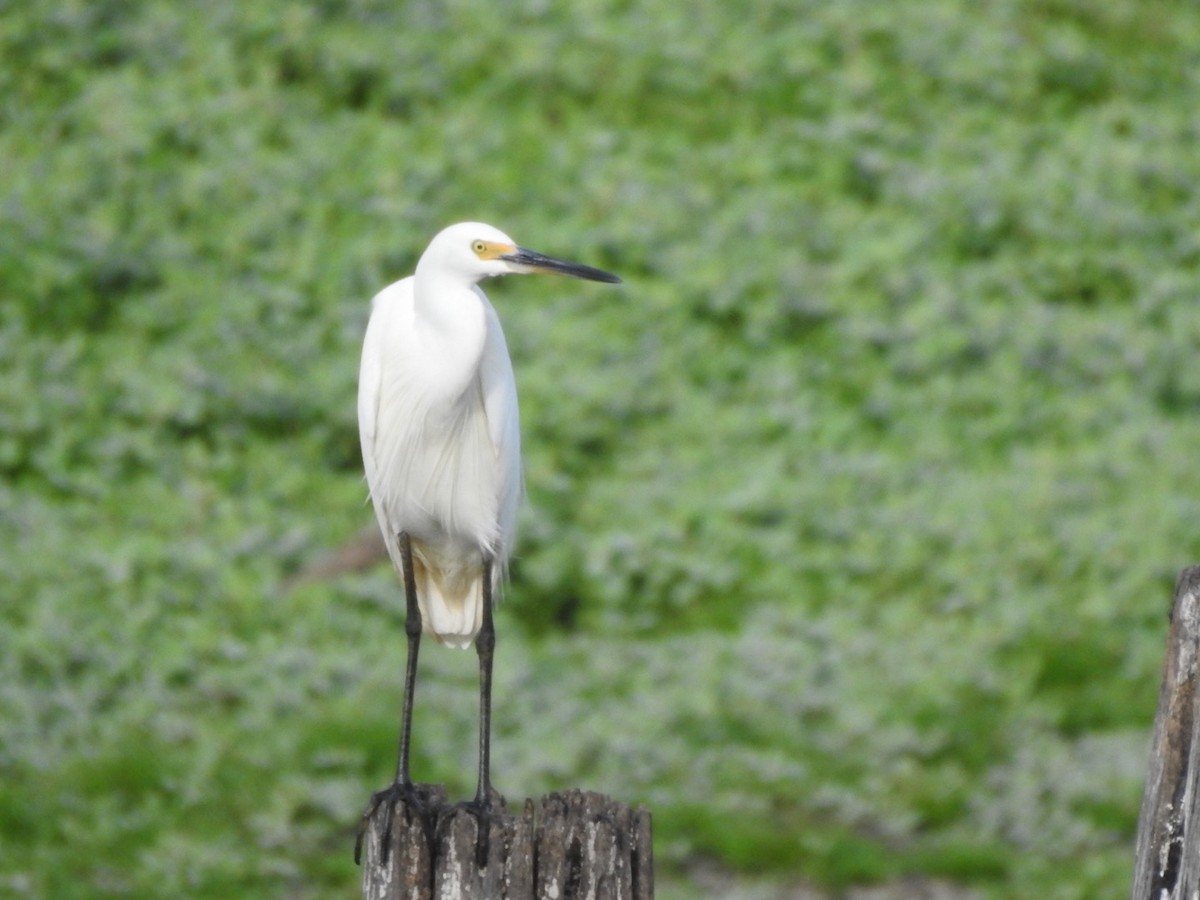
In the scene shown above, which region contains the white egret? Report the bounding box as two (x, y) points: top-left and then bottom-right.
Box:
(354, 222), (619, 859)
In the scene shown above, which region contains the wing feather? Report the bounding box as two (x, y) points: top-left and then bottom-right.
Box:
(477, 292), (523, 567)
(358, 278), (413, 574)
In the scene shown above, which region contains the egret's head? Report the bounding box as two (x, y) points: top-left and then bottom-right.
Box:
(419, 222), (621, 285)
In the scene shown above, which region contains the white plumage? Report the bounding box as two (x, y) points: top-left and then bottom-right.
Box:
(358, 223), (523, 647)
(357, 222), (618, 647)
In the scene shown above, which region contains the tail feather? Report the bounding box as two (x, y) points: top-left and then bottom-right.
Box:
(409, 544), (487, 649)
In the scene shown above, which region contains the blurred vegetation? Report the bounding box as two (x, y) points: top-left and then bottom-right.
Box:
(3, 0), (1199, 896)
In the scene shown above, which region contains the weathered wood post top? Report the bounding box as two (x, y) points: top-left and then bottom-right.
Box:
(360, 787), (653, 900)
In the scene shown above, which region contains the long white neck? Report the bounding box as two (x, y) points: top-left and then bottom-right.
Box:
(410, 267), (489, 404)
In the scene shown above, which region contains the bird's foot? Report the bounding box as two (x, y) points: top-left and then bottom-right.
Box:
(436, 786), (507, 869)
(354, 780), (440, 867)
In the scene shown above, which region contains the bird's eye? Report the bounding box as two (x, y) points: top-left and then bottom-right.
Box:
(472, 241), (488, 255)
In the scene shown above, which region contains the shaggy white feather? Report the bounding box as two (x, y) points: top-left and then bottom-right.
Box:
(358, 224), (523, 648)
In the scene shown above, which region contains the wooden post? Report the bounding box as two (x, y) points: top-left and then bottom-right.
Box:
(1131, 565), (1200, 900)
(361, 788), (653, 899)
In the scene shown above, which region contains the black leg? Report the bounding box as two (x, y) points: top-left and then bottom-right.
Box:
(354, 532), (424, 865)
(437, 554), (499, 868)
(395, 532), (422, 786)
(474, 554), (496, 805)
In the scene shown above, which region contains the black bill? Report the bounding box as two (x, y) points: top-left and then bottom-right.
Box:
(501, 247), (621, 283)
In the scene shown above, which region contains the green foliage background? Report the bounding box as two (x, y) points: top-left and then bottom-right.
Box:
(3, 0), (1199, 896)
